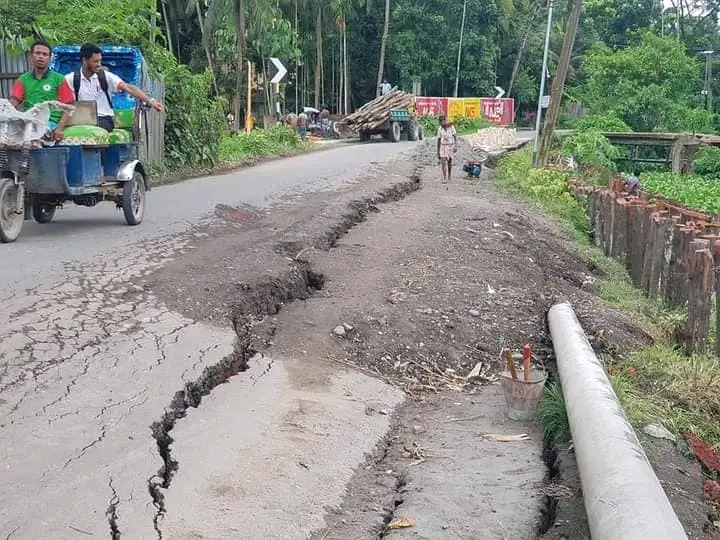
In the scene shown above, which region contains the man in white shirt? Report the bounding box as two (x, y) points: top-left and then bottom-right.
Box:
(380, 79), (392, 96)
(66, 43), (164, 133)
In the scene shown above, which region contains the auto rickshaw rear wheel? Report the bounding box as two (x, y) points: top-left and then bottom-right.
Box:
(0, 178), (24, 243)
(32, 200), (56, 224)
(122, 171), (146, 226)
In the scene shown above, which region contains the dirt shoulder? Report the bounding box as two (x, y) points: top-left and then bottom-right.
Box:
(147, 139), (713, 538)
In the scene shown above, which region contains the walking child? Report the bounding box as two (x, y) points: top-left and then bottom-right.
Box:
(436, 116), (457, 188)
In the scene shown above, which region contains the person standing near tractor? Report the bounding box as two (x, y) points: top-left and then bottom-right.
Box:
(436, 116), (457, 188)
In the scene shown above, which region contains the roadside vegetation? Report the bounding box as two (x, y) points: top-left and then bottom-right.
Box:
(220, 125), (309, 162)
(494, 135), (720, 456)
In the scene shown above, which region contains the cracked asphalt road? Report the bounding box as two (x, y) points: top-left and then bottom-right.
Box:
(0, 141), (415, 538)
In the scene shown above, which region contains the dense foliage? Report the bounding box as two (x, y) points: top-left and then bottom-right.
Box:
(640, 172), (720, 213)
(164, 65), (227, 169)
(573, 33), (712, 133)
(494, 149), (589, 235)
(5, 0), (720, 167)
(220, 125), (305, 161)
(692, 146), (720, 178)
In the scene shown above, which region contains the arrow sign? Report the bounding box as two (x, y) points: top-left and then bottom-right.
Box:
(495, 86), (505, 99)
(269, 57), (287, 84)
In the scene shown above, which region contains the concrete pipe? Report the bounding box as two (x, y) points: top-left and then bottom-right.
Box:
(547, 302), (688, 540)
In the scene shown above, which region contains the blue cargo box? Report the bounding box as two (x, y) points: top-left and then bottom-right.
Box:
(27, 147), (70, 194)
(102, 144), (137, 177)
(66, 147), (103, 186)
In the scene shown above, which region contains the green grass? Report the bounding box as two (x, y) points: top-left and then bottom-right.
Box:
(494, 148), (720, 450)
(537, 383), (571, 443)
(612, 345), (720, 447)
(220, 125), (308, 161)
(640, 171), (720, 214)
(148, 125), (312, 184)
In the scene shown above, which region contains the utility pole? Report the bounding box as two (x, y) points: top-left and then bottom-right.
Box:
(454, 0), (468, 98)
(537, 0), (582, 168)
(532, 0), (554, 164)
(701, 50), (713, 113)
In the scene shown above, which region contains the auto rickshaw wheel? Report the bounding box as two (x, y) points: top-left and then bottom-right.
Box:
(122, 171), (146, 226)
(0, 178), (24, 243)
(32, 200), (56, 224)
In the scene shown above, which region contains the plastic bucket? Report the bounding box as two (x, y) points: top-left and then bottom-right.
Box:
(500, 368), (548, 421)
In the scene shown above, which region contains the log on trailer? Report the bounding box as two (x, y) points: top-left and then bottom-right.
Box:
(339, 88), (413, 132)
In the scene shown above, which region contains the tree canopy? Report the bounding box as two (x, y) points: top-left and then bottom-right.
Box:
(3, 0), (720, 161)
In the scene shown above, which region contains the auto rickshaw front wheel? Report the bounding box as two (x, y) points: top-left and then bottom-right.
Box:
(122, 171), (146, 226)
(0, 178), (24, 243)
(32, 200), (56, 224)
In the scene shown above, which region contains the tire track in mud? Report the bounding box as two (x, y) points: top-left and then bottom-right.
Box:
(147, 172), (422, 537)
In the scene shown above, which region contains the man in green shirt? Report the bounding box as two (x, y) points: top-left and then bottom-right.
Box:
(9, 39), (75, 142)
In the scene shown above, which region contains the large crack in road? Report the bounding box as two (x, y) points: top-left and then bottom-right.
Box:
(146, 173), (421, 537)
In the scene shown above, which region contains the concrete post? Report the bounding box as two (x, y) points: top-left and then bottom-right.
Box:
(547, 302), (688, 540)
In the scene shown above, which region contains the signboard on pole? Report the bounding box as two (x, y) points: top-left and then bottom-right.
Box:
(268, 57), (287, 84)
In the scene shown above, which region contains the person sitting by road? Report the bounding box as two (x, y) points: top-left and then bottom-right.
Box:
(9, 39), (75, 142)
(65, 43), (164, 133)
(624, 171), (641, 196)
(297, 111), (308, 139)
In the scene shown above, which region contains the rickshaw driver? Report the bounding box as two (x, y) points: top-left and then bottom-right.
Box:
(67, 43), (164, 133)
(9, 39), (75, 142)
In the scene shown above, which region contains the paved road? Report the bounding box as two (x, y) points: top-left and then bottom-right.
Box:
(0, 141), (416, 294)
(0, 140), (415, 539)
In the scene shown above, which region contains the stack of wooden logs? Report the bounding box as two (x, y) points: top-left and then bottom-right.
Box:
(588, 183), (720, 355)
(339, 87), (413, 132)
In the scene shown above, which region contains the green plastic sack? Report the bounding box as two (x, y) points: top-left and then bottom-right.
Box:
(108, 129), (133, 144)
(62, 125), (109, 146)
(114, 109), (134, 129)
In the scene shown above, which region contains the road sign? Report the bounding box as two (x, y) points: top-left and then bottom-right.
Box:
(494, 86), (505, 99)
(541, 95), (550, 108)
(269, 57), (287, 84)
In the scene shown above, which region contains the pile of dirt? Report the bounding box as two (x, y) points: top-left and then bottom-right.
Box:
(332, 141), (652, 394)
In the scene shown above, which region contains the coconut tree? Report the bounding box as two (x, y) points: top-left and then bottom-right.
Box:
(375, 0), (390, 97)
(331, 0), (353, 114)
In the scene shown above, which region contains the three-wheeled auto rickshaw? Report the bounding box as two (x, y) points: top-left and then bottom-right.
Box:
(0, 45), (157, 243)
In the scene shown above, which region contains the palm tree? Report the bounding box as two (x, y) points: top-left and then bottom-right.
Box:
(204, 0), (248, 129)
(331, 0), (353, 114)
(313, 0), (330, 108)
(375, 0), (389, 98)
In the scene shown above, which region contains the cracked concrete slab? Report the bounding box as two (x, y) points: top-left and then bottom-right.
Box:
(160, 355), (404, 539)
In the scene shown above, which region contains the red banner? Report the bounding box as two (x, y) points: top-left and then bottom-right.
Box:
(414, 97), (448, 118)
(413, 96), (515, 126)
(480, 98), (515, 126)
